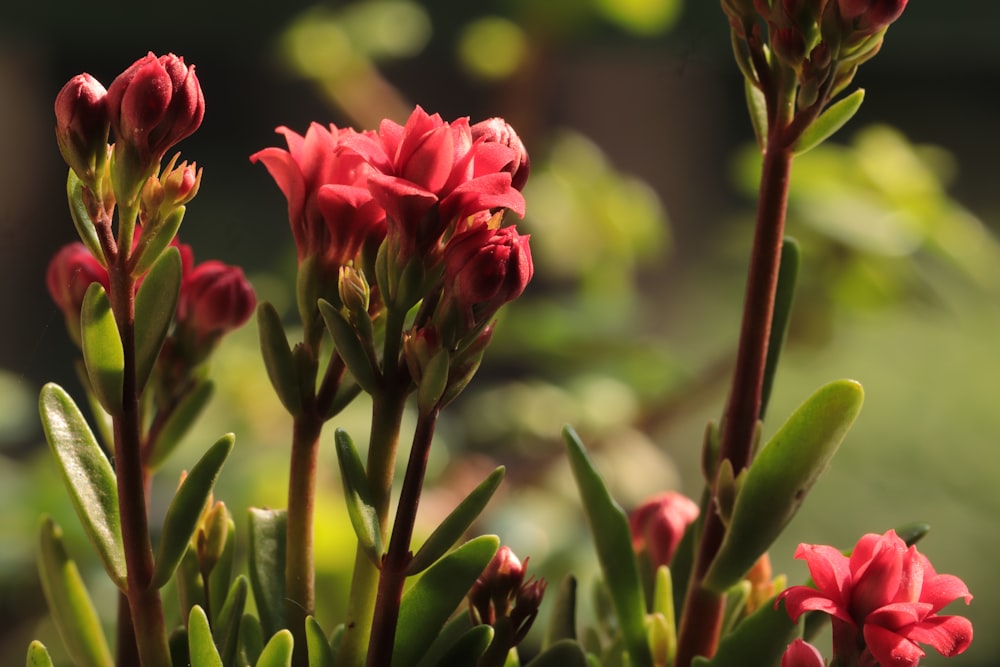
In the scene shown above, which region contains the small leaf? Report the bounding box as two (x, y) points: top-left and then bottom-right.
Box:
(134, 247), (181, 392)
(897, 521), (931, 547)
(132, 206), (185, 277)
(257, 302), (302, 416)
(318, 299), (379, 395)
(745, 78), (768, 152)
(305, 616), (336, 667)
(152, 434), (235, 588)
(760, 238), (799, 420)
(80, 284), (124, 416)
(524, 639), (588, 667)
(692, 595), (800, 667)
(248, 508), (287, 638)
(255, 630), (294, 667)
(334, 429), (383, 566)
(651, 566), (675, 664)
(149, 380), (215, 470)
(704, 380), (864, 592)
(563, 426), (653, 667)
(39, 384), (126, 587)
(66, 170), (103, 261)
(393, 535), (500, 667)
(408, 466), (505, 575)
(37, 517), (114, 667)
(215, 576), (249, 667)
(543, 575), (577, 649)
(427, 625), (493, 667)
(26, 640), (55, 667)
(208, 514), (237, 626)
(793, 88), (865, 156)
(188, 606), (223, 667)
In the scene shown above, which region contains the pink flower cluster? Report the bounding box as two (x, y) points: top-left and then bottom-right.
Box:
(777, 530), (972, 667)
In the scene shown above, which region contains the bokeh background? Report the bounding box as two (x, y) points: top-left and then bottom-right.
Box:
(1, 1), (999, 665)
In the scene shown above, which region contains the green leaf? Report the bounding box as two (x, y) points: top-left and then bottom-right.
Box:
(305, 616), (336, 667)
(524, 639), (588, 667)
(744, 78), (768, 152)
(169, 626), (190, 667)
(408, 466), (505, 575)
(318, 299), (379, 395)
(80, 283), (124, 416)
(215, 576), (249, 667)
(704, 380), (864, 592)
(39, 384), (126, 588)
(760, 238), (799, 420)
(427, 625), (493, 667)
(543, 575), (577, 649)
(240, 614), (265, 667)
(415, 614), (474, 667)
(134, 247), (181, 392)
(793, 88), (865, 156)
(26, 640), (55, 667)
(257, 302), (302, 416)
(132, 206), (186, 277)
(691, 595), (800, 667)
(37, 517), (113, 667)
(393, 535), (500, 667)
(255, 630), (294, 667)
(66, 170), (103, 261)
(248, 508), (287, 638)
(149, 380), (215, 470)
(651, 566), (675, 664)
(176, 548), (205, 622)
(152, 434), (235, 588)
(188, 606), (223, 667)
(208, 514), (237, 626)
(563, 426), (653, 667)
(334, 429), (383, 566)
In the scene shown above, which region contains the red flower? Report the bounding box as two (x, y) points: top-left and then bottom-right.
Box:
(782, 639), (825, 667)
(178, 260), (256, 342)
(777, 530), (972, 667)
(250, 123), (385, 274)
(628, 491), (700, 569)
(54, 73), (109, 186)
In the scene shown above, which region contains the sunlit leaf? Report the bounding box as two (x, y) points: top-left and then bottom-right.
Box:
(793, 88), (865, 156)
(305, 616), (335, 667)
(26, 640), (55, 667)
(134, 247), (181, 392)
(255, 630), (293, 667)
(66, 170), (103, 262)
(80, 284), (123, 416)
(188, 606), (223, 667)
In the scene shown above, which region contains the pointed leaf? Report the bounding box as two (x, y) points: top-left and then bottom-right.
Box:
(408, 466), (505, 575)
(255, 630), (294, 667)
(393, 535), (500, 667)
(563, 426), (653, 667)
(691, 595), (800, 667)
(132, 206), (185, 276)
(188, 606), (223, 667)
(215, 575), (249, 667)
(248, 508), (287, 638)
(543, 575), (578, 649)
(152, 434), (235, 588)
(793, 88), (865, 156)
(208, 515), (237, 626)
(66, 170), (104, 261)
(760, 238), (799, 420)
(257, 302), (302, 416)
(334, 429), (383, 566)
(134, 247), (181, 392)
(524, 639), (588, 667)
(652, 566), (675, 664)
(176, 548), (206, 622)
(39, 384), (126, 587)
(37, 517), (114, 667)
(26, 640), (55, 667)
(305, 616), (336, 667)
(704, 380), (864, 592)
(149, 380), (215, 469)
(80, 283), (124, 416)
(744, 78), (768, 152)
(318, 299), (379, 395)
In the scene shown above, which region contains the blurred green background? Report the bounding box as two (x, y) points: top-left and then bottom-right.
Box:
(2, 1), (999, 665)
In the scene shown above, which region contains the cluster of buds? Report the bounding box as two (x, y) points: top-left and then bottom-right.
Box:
(468, 547), (548, 654)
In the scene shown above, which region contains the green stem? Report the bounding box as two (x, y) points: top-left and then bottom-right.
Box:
(108, 203), (171, 667)
(366, 407), (440, 667)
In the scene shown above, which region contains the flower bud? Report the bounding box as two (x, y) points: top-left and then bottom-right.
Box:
(834, 0), (907, 38)
(46, 242), (109, 344)
(781, 639), (825, 667)
(54, 73), (110, 188)
(468, 546), (546, 651)
(629, 491), (700, 569)
(178, 260), (256, 346)
(470, 117), (531, 191)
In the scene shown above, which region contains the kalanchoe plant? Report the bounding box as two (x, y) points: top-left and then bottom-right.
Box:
(28, 3), (975, 667)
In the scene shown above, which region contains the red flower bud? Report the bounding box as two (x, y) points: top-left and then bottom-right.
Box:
(781, 639), (825, 667)
(629, 491), (700, 569)
(471, 117), (530, 191)
(178, 260), (256, 342)
(46, 242), (109, 343)
(54, 73), (110, 187)
(468, 545), (546, 649)
(837, 0), (907, 33)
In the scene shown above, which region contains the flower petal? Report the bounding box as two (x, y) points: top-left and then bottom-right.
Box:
(904, 615), (973, 657)
(863, 623), (925, 667)
(777, 586), (853, 624)
(794, 543), (851, 604)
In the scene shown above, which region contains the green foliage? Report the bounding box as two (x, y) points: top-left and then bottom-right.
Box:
(305, 617), (336, 667)
(524, 639), (588, 667)
(188, 606), (224, 667)
(544, 575), (578, 648)
(319, 299), (379, 395)
(25, 641), (55, 667)
(255, 630), (294, 667)
(215, 576), (249, 666)
(793, 89), (865, 156)
(333, 429), (383, 567)
(134, 247), (182, 392)
(257, 302), (302, 416)
(79, 284), (124, 417)
(248, 508), (287, 638)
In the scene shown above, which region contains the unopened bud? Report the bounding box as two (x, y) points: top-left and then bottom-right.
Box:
(55, 73), (110, 188)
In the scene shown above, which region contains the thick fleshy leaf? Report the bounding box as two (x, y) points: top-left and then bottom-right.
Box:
(524, 639), (588, 667)
(134, 247), (181, 392)
(408, 466), (505, 575)
(188, 606), (223, 667)
(563, 426), (653, 667)
(704, 380), (864, 593)
(80, 284), (124, 416)
(691, 595), (800, 667)
(334, 429), (383, 567)
(744, 78), (767, 152)
(66, 170), (104, 262)
(760, 238), (799, 420)
(426, 625), (493, 667)
(26, 640), (55, 667)
(305, 616), (335, 667)
(39, 384), (126, 587)
(393, 535), (500, 667)
(215, 576), (249, 667)
(132, 206), (185, 277)
(255, 630), (294, 667)
(248, 508), (287, 638)
(176, 548), (205, 621)
(208, 515), (237, 625)
(257, 302), (302, 416)
(793, 88), (865, 156)
(415, 615), (474, 667)
(152, 434), (234, 588)
(240, 614), (265, 667)
(319, 300), (379, 395)
(652, 566), (676, 662)
(37, 517), (114, 667)
(544, 575), (578, 649)
(149, 379), (215, 470)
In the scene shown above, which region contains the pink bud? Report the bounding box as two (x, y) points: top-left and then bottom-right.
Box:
(629, 492), (700, 568)
(468, 546), (546, 649)
(781, 639), (825, 667)
(838, 0), (907, 32)
(471, 117), (531, 191)
(179, 260), (256, 341)
(54, 73), (110, 186)
(46, 243), (109, 342)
